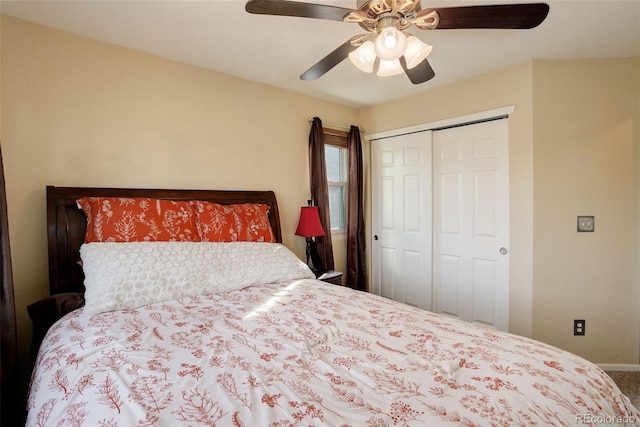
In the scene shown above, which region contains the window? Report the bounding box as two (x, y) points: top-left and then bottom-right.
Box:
(323, 129), (349, 234)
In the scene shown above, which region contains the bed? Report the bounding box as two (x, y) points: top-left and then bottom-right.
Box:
(27, 186), (639, 426)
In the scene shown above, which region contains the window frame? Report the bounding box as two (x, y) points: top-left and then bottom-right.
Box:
(323, 128), (349, 236)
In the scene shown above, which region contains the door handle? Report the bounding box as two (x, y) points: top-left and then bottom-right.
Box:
(374, 235), (379, 241)
(499, 247), (508, 255)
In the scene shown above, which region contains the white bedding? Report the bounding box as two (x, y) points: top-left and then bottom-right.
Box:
(80, 242), (315, 315)
(28, 279), (639, 426)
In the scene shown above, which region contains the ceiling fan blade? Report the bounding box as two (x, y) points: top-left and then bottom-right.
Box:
(300, 40), (357, 81)
(245, 0), (355, 22)
(415, 3), (550, 30)
(400, 57), (436, 85)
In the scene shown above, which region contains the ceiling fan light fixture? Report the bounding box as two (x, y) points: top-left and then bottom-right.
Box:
(247, 0), (551, 84)
(348, 40), (376, 73)
(374, 26), (407, 61)
(404, 36), (432, 69)
(376, 58), (404, 77)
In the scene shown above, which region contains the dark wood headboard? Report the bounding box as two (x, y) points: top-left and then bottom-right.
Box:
(46, 186), (282, 295)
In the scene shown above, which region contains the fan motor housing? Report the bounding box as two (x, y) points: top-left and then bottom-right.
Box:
(356, 0), (422, 14)
(355, 0), (422, 32)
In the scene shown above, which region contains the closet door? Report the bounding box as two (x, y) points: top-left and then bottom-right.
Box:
(433, 119), (510, 331)
(371, 132), (432, 310)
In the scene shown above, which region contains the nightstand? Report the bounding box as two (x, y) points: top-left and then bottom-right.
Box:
(315, 270), (343, 285)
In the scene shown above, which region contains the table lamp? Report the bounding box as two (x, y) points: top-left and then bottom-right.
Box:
(295, 201), (325, 271)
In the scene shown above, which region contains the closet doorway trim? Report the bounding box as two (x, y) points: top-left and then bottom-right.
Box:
(367, 105), (515, 141)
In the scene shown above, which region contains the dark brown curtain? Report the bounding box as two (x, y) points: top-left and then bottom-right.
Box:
(308, 117), (334, 270)
(346, 126), (367, 291)
(1, 142), (20, 425)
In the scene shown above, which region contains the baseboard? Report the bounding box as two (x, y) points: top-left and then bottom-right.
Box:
(597, 363), (640, 372)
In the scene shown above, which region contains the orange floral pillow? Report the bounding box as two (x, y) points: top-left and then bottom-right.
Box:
(77, 197), (197, 243)
(191, 201), (275, 242)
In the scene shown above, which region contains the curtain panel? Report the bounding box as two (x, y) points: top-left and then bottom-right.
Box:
(347, 126), (367, 291)
(1, 142), (20, 425)
(308, 117), (335, 271)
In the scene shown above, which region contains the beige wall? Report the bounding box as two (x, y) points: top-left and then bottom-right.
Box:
(0, 16), (357, 364)
(2, 14), (638, 375)
(360, 61), (536, 338)
(359, 58), (639, 364)
(531, 58), (639, 364)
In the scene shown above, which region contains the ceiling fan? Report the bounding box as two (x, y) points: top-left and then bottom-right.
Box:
(245, 0), (549, 84)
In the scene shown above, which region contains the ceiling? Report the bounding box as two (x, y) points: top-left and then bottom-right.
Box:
(2, 0), (639, 108)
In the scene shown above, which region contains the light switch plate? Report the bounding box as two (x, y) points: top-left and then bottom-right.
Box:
(577, 216), (594, 232)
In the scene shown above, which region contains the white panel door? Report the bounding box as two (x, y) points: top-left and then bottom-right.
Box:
(371, 132), (432, 310)
(433, 119), (509, 331)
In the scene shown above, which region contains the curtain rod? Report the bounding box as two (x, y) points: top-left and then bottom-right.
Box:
(307, 118), (366, 134)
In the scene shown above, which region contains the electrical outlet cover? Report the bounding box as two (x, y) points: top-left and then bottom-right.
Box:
(577, 216), (594, 232)
(574, 319), (586, 336)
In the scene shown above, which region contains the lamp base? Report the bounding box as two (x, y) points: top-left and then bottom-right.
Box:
(305, 237), (318, 273)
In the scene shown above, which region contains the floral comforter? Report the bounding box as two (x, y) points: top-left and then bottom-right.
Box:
(28, 280), (639, 426)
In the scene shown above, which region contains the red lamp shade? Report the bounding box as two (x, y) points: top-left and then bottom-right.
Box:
(295, 206), (325, 238)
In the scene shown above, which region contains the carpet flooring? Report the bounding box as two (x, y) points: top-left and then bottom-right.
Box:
(606, 371), (640, 410)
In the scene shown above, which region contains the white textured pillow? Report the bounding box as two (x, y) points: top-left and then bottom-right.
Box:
(80, 242), (315, 315)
